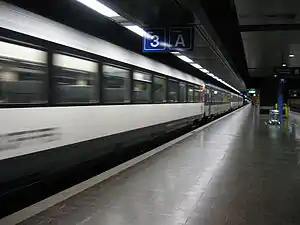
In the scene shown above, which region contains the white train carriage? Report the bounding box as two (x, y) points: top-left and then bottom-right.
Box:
(204, 84), (232, 118)
(231, 92), (243, 109)
(0, 2), (205, 186)
(204, 83), (243, 118)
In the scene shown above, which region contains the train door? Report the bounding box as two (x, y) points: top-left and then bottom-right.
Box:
(210, 87), (215, 115)
(205, 86), (212, 116)
(208, 89), (212, 116)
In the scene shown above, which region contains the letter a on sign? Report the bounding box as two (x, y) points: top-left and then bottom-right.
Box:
(170, 27), (193, 51)
(175, 34), (185, 47)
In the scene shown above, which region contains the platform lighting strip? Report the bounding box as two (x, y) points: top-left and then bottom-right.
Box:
(176, 55), (194, 63)
(124, 25), (152, 39)
(171, 52), (240, 93)
(191, 63), (202, 69)
(75, 0), (240, 94)
(75, 0), (152, 39)
(75, 0), (120, 17)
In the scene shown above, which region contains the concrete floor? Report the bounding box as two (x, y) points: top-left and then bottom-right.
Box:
(19, 106), (300, 225)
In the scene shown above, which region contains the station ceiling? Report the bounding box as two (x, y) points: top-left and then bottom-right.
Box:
(235, 0), (300, 78)
(3, 0), (249, 91)
(98, 0), (249, 90)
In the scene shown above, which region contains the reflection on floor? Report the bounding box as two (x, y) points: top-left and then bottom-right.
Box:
(19, 106), (300, 225)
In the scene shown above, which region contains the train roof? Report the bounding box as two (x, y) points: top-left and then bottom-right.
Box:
(205, 83), (241, 96)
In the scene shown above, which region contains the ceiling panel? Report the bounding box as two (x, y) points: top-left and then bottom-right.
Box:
(235, 0), (300, 25)
(241, 30), (300, 77)
(235, 0), (300, 78)
(106, 0), (194, 26)
(184, 30), (245, 89)
(107, 0), (246, 90)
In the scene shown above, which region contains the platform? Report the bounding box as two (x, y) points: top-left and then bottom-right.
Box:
(7, 106), (300, 225)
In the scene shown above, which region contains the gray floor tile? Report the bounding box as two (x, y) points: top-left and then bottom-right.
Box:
(20, 107), (300, 225)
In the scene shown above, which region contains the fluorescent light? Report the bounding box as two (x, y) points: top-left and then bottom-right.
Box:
(289, 54), (295, 58)
(274, 74), (277, 77)
(207, 73), (219, 80)
(75, 0), (243, 94)
(76, 0), (119, 17)
(282, 63), (287, 67)
(125, 25), (152, 39)
(191, 63), (202, 69)
(176, 55), (193, 63)
(199, 68), (240, 93)
(200, 68), (209, 73)
(159, 42), (172, 47)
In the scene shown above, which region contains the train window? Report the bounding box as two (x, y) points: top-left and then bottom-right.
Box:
(0, 41), (47, 104)
(103, 65), (130, 103)
(205, 88), (210, 104)
(200, 86), (205, 103)
(168, 79), (178, 103)
(179, 82), (187, 103)
(219, 91), (223, 103)
(194, 86), (200, 103)
(220, 91), (223, 103)
(213, 89), (219, 103)
(220, 91), (224, 103)
(188, 85), (194, 102)
(153, 75), (166, 103)
(226, 93), (231, 103)
(133, 71), (151, 103)
(53, 54), (98, 104)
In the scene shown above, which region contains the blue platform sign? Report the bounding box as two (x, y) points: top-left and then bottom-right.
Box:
(143, 28), (167, 52)
(142, 26), (194, 52)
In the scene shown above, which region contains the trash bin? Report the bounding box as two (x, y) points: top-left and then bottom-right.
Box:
(269, 109), (280, 125)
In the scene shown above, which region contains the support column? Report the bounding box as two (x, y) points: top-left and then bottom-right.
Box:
(278, 79), (284, 125)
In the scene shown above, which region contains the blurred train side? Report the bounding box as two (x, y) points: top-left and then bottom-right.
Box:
(0, 1), (242, 197)
(0, 2), (205, 187)
(204, 83), (243, 118)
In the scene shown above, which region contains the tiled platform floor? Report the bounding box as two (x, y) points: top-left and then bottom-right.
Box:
(19, 106), (300, 225)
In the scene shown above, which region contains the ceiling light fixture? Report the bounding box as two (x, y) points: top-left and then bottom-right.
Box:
(176, 55), (194, 63)
(124, 25), (152, 39)
(76, 0), (120, 17)
(176, 56), (240, 93)
(289, 54), (295, 58)
(191, 63), (202, 69)
(200, 68), (209, 73)
(274, 74), (277, 77)
(282, 63), (287, 67)
(159, 42), (172, 47)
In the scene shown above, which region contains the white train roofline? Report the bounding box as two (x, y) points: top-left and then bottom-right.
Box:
(0, 1), (204, 86)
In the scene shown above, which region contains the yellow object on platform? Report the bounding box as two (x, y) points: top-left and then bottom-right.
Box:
(274, 103), (289, 118)
(285, 105), (289, 118)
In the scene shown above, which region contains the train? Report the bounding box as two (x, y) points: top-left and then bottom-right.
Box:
(0, 1), (243, 192)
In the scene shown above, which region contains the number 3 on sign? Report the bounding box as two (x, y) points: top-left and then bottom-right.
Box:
(150, 35), (160, 48)
(143, 28), (166, 52)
